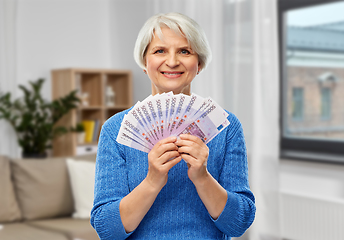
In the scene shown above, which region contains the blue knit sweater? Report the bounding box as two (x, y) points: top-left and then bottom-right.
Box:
(90, 109), (255, 240)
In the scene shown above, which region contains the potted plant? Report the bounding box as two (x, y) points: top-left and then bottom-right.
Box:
(71, 122), (85, 144)
(0, 79), (80, 158)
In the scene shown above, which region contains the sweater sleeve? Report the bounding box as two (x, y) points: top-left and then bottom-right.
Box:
(211, 114), (256, 237)
(90, 116), (133, 240)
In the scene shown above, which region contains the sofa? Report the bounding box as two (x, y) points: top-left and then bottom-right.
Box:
(0, 154), (100, 240)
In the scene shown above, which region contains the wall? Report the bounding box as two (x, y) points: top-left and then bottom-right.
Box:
(16, 0), (154, 105)
(16, 0), (112, 99)
(280, 159), (344, 200)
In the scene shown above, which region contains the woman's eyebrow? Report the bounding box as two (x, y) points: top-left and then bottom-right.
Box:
(149, 46), (165, 52)
(150, 45), (194, 52)
(151, 46), (165, 49)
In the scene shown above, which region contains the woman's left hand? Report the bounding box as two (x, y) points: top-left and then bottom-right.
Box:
(176, 134), (209, 183)
(176, 134), (227, 219)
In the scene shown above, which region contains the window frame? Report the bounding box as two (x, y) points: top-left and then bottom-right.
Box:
(278, 0), (344, 163)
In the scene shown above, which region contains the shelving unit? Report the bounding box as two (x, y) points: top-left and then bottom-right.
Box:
(51, 68), (133, 157)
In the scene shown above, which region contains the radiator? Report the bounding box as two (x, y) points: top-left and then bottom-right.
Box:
(281, 192), (344, 240)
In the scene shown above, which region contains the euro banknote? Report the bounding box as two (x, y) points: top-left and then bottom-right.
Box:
(116, 93), (230, 152)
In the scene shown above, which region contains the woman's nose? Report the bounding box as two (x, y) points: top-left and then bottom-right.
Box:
(165, 54), (179, 68)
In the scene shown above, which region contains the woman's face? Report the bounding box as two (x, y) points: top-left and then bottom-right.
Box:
(145, 27), (200, 95)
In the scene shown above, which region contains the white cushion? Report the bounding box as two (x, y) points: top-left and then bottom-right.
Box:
(66, 159), (95, 219)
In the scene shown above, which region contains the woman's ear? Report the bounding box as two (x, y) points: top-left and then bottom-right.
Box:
(143, 59), (148, 74)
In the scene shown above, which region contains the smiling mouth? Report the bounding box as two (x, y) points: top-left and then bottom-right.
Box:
(161, 72), (184, 76)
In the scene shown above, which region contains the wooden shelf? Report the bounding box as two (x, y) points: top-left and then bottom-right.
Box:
(51, 68), (133, 157)
(106, 105), (130, 109)
(79, 106), (104, 109)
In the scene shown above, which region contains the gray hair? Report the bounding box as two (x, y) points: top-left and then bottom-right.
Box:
(133, 12), (212, 71)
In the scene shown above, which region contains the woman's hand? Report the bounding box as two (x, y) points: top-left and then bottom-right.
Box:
(176, 134), (209, 183)
(120, 136), (182, 233)
(176, 134), (227, 219)
(146, 136), (182, 191)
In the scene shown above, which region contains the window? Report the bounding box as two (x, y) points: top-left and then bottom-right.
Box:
(292, 87), (303, 121)
(279, 0), (344, 163)
(321, 87), (331, 120)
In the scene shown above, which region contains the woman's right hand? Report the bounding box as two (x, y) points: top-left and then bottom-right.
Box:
(146, 136), (182, 191)
(120, 136), (182, 233)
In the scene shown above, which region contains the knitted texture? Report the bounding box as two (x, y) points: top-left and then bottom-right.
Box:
(91, 109), (256, 240)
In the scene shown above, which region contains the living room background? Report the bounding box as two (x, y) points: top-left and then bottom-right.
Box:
(1, 1), (279, 240)
(2, 1), (344, 240)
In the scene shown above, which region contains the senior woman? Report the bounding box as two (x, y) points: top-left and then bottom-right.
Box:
(91, 12), (255, 240)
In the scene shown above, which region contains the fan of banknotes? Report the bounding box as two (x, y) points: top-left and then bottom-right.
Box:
(116, 92), (230, 153)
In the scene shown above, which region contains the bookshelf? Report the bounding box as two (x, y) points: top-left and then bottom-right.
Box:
(51, 68), (133, 157)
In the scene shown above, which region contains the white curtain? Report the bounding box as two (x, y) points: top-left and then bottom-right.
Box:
(0, 0), (19, 158)
(224, 0), (280, 239)
(143, 0), (281, 239)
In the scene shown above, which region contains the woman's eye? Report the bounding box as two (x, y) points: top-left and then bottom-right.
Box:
(154, 49), (164, 54)
(180, 49), (191, 55)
